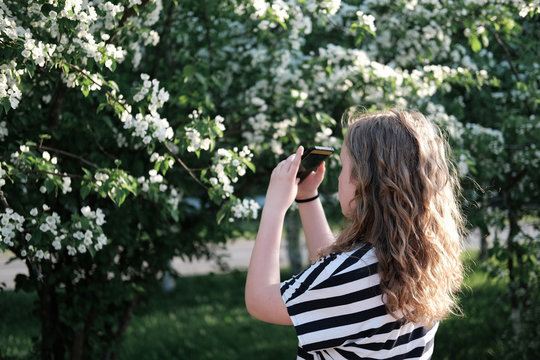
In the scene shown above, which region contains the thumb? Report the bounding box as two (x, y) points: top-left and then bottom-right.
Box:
(314, 161), (326, 181)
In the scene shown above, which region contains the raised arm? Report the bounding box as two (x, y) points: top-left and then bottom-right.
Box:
(245, 147), (304, 325)
(296, 161), (335, 263)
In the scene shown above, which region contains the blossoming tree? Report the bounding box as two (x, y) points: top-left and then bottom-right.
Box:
(0, 0), (538, 358)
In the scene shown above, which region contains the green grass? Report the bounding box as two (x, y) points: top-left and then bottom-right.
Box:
(0, 250), (510, 359)
(117, 270), (297, 360)
(0, 290), (39, 359)
(433, 251), (508, 359)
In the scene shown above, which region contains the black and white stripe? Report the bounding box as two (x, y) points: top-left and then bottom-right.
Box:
(281, 244), (437, 360)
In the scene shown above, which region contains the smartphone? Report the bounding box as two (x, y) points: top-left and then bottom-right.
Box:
(297, 146), (334, 183)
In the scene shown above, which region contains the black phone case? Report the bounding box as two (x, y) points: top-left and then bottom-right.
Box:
(296, 146), (334, 182)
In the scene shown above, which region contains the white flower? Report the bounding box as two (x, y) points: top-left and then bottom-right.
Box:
(77, 244), (87, 253)
(35, 249), (44, 259)
(21, 250), (27, 257)
(52, 239), (62, 250)
(81, 206), (93, 217)
(40, 223), (50, 232)
(40, 186), (47, 193)
(42, 151), (51, 161)
(61, 177), (72, 194)
(97, 234), (107, 246)
(30, 208), (38, 216)
(25, 233), (32, 241)
(45, 215), (56, 226)
(67, 245), (76, 256)
(95, 208), (106, 226)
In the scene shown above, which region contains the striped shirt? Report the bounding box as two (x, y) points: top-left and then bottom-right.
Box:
(280, 243), (438, 360)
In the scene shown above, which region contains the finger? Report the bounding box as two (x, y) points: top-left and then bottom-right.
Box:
(285, 146), (303, 173)
(315, 161), (326, 180)
(292, 146), (303, 170)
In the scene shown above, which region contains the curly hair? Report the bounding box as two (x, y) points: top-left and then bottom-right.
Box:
(324, 108), (464, 325)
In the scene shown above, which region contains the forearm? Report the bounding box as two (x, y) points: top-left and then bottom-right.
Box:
(244, 146), (301, 325)
(246, 206), (284, 288)
(298, 198), (334, 263)
(245, 206), (291, 324)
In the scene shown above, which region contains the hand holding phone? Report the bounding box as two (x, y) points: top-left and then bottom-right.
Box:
(296, 146), (334, 183)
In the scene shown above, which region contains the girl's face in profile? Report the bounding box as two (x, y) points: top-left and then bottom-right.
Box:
(338, 143), (357, 217)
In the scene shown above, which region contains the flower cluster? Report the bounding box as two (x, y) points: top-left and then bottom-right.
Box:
(184, 110), (226, 153)
(209, 147), (254, 199)
(518, 1), (540, 17)
(465, 122), (505, 155)
(354, 10), (376, 33)
(229, 198), (261, 222)
(0, 208), (24, 247)
(21, 38), (57, 68)
(120, 75), (173, 144)
(0, 61), (24, 109)
(1, 203), (109, 261)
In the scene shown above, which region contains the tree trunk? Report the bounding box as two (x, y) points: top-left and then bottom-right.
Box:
(109, 291), (141, 360)
(506, 215), (521, 335)
(285, 211), (303, 275)
(479, 226), (489, 260)
(38, 282), (64, 360)
(70, 329), (84, 360)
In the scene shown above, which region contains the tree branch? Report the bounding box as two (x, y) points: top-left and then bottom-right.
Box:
(107, 0), (152, 44)
(0, 190), (9, 209)
(164, 143), (208, 190)
(25, 169), (83, 179)
(37, 143), (99, 169)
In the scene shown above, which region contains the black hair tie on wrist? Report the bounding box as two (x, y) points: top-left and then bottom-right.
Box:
(295, 194), (319, 203)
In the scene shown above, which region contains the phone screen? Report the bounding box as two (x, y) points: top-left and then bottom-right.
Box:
(297, 146), (334, 182)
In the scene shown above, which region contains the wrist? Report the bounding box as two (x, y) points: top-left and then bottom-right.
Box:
(295, 193), (319, 203)
(262, 202), (288, 218)
(296, 190), (318, 200)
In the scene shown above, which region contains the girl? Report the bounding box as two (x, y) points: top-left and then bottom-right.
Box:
(245, 109), (464, 359)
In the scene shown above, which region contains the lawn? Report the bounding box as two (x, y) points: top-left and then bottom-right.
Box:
(0, 250), (509, 359)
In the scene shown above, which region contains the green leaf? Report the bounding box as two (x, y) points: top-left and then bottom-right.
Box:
(216, 207), (226, 224)
(108, 80), (120, 93)
(88, 245), (96, 258)
(81, 85), (90, 97)
(97, 103), (107, 113)
(80, 185), (91, 200)
(183, 65), (196, 79)
(469, 35), (482, 52)
(243, 159), (256, 173)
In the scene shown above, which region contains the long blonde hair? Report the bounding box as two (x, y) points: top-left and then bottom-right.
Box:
(326, 108), (464, 325)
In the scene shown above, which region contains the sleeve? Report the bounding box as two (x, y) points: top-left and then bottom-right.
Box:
(280, 254), (339, 348)
(280, 248), (383, 352)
